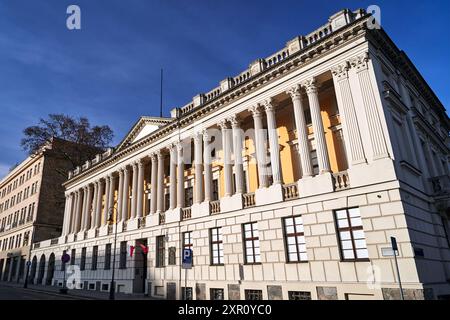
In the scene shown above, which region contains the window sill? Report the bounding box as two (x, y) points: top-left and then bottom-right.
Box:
(285, 261), (309, 264)
(210, 264), (225, 267)
(340, 258), (370, 263)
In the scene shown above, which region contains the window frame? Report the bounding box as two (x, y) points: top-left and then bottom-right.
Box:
(155, 236), (165, 268)
(242, 222), (261, 265)
(334, 207), (370, 262)
(282, 215), (308, 263)
(210, 227), (224, 266)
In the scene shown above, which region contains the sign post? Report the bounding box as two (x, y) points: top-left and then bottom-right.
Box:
(390, 237), (404, 300)
(182, 249), (193, 300)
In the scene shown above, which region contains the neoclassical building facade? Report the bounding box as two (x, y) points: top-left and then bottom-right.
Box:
(30, 9), (450, 300)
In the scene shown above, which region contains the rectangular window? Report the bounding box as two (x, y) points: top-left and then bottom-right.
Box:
(210, 227), (223, 265)
(243, 222), (261, 264)
(288, 291), (312, 300)
(183, 231), (193, 250)
(91, 246), (98, 270)
(335, 208), (369, 261)
(210, 288), (224, 300)
(156, 236), (165, 268)
(119, 241), (127, 269)
(212, 179), (219, 201)
(245, 290), (263, 300)
(104, 244), (112, 270)
(80, 247), (86, 270)
(283, 216), (308, 262)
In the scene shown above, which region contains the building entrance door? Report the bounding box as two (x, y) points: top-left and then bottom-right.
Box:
(132, 239), (148, 294)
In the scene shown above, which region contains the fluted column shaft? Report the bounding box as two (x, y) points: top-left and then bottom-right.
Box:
(136, 161), (145, 218)
(122, 167), (130, 221)
(150, 155), (158, 214)
(156, 151), (165, 213)
(194, 133), (204, 203)
(220, 121), (233, 196)
(203, 131), (213, 202)
(117, 170), (124, 221)
(264, 99), (282, 184)
(332, 63), (366, 165)
(107, 175), (116, 221)
(95, 180), (104, 227)
(103, 177), (111, 225)
(70, 192), (78, 233)
(288, 85), (314, 177)
(130, 162), (138, 219)
(249, 105), (269, 188)
(231, 116), (245, 193)
(303, 79), (331, 174)
(350, 54), (389, 159)
(177, 144), (185, 208)
(169, 146), (177, 209)
(91, 182), (98, 229)
(80, 187), (88, 230)
(84, 184), (93, 229)
(74, 190), (83, 233)
(62, 194), (71, 235)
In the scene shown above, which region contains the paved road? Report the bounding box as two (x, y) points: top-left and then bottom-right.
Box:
(0, 284), (76, 300)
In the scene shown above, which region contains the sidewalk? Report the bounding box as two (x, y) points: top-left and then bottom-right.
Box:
(2, 282), (160, 300)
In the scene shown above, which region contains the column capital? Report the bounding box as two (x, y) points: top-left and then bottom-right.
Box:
(302, 78), (319, 95)
(150, 152), (158, 162)
(331, 62), (350, 80)
(193, 132), (203, 144)
(136, 159), (144, 168)
(229, 115), (242, 128)
(202, 129), (211, 142)
(155, 149), (164, 160)
(248, 104), (263, 118)
(349, 52), (370, 72)
(218, 119), (230, 130)
(286, 84), (302, 100)
(262, 98), (276, 113)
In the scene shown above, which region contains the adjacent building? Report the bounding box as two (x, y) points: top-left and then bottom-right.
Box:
(0, 138), (101, 283)
(30, 9), (450, 300)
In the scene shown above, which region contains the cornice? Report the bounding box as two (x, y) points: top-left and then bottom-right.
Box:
(65, 14), (374, 186)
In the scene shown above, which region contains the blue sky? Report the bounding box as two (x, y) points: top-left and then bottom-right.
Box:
(0, 0), (449, 179)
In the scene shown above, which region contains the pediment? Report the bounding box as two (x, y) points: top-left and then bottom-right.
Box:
(116, 116), (172, 151)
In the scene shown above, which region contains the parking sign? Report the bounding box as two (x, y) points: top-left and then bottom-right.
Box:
(182, 249), (193, 269)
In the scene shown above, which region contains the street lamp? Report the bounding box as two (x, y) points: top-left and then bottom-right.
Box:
(23, 224), (36, 289)
(108, 205), (119, 300)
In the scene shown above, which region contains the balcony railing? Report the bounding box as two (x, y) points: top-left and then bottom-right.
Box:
(181, 208), (192, 221)
(332, 171), (350, 191)
(283, 183), (299, 200)
(138, 217), (146, 229)
(243, 193), (256, 208)
(159, 212), (165, 225)
(210, 200), (221, 214)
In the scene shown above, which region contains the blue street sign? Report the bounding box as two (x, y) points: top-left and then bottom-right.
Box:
(182, 249), (193, 269)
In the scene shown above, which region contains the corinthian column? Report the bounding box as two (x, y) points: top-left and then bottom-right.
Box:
(219, 120), (233, 196)
(80, 187), (88, 231)
(74, 189), (83, 233)
(117, 169), (124, 221)
(287, 85), (314, 178)
(230, 116), (245, 194)
(103, 176), (111, 224)
(95, 179), (104, 228)
(130, 162), (139, 219)
(91, 182), (98, 229)
(194, 133), (204, 204)
(303, 78), (331, 174)
(156, 150), (165, 213)
(122, 168), (130, 221)
(169, 145), (177, 209)
(136, 160), (145, 218)
(249, 105), (269, 188)
(263, 98), (282, 185)
(350, 53), (389, 159)
(177, 143), (185, 208)
(107, 174), (116, 221)
(150, 154), (158, 214)
(84, 184), (93, 229)
(331, 62), (366, 165)
(203, 130), (213, 202)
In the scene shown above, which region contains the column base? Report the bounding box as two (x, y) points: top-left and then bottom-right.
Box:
(146, 214), (159, 227)
(192, 202), (210, 218)
(98, 225), (109, 237)
(255, 184), (284, 206)
(165, 208), (181, 224)
(220, 194), (244, 213)
(347, 158), (396, 188)
(87, 228), (97, 239)
(125, 218), (139, 231)
(67, 234), (76, 243)
(298, 172), (334, 198)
